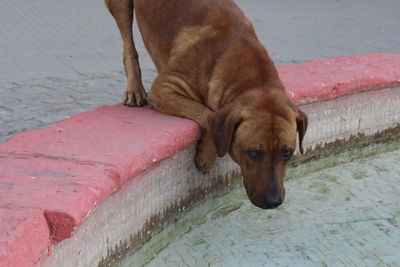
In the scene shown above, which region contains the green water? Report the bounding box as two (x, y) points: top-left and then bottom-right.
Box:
(122, 142), (400, 266)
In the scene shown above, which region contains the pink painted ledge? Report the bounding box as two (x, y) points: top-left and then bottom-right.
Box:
(1, 53), (399, 266)
(280, 53), (400, 104)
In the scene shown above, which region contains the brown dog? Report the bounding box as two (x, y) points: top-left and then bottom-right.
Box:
(105, 0), (308, 209)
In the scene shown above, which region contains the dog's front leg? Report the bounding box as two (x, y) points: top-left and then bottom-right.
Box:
(105, 0), (147, 107)
(194, 131), (217, 173)
(149, 72), (217, 173)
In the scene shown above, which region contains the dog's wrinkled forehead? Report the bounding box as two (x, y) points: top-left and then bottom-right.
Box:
(235, 110), (297, 150)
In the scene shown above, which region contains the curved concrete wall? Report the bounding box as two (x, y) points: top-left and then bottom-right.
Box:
(0, 54), (399, 266)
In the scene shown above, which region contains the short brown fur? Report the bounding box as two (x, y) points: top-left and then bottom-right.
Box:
(106, 0), (308, 209)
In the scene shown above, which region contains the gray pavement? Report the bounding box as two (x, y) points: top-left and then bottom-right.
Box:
(1, 0), (400, 143)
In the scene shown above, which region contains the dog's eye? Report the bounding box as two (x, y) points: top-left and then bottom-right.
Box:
(282, 149), (294, 162)
(246, 149), (263, 162)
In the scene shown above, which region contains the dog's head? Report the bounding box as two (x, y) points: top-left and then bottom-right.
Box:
(209, 89), (308, 209)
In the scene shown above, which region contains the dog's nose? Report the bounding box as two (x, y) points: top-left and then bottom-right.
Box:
(263, 194), (283, 209)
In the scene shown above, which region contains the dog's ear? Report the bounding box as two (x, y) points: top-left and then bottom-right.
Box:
(209, 107), (242, 157)
(296, 109), (308, 154)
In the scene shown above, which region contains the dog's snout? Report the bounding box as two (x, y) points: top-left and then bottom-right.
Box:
(262, 194), (283, 209)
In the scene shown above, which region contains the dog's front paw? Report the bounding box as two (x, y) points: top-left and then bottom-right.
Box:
(123, 88), (147, 107)
(195, 134), (217, 174)
(195, 150), (216, 174)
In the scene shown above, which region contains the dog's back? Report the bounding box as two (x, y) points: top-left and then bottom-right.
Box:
(134, 0), (281, 108)
(134, 0), (257, 70)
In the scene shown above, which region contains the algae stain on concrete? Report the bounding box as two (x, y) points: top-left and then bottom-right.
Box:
(352, 170), (368, 180)
(121, 142), (400, 267)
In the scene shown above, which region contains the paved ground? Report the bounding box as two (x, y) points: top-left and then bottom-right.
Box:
(1, 0), (400, 143)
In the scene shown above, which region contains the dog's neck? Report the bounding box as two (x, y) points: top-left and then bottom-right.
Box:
(207, 37), (284, 110)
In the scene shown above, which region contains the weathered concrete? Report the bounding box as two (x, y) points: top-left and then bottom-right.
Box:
(45, 86), (400, 267)
(0, 55), (399, 266)
(127, 145), (400, 266)
(0, 208), (50, 267)
(42, 145), (239, 267)
(0, 105), (200, 245)
(278, 53), (400, 105)
(1, 0), (400, 144)
(299, 86), (400, 152)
